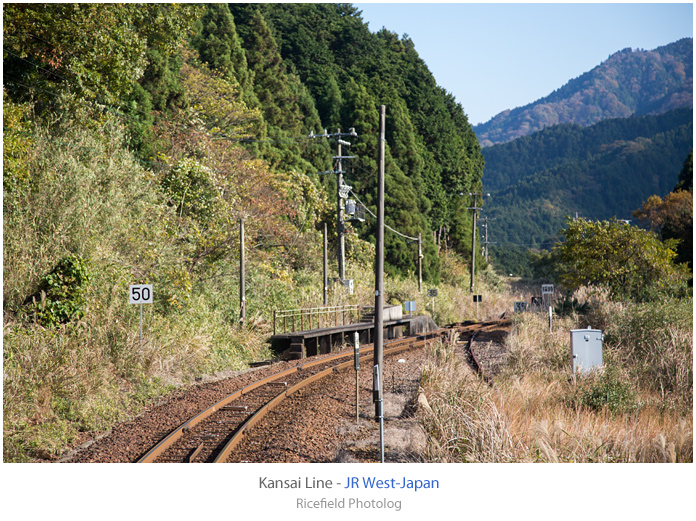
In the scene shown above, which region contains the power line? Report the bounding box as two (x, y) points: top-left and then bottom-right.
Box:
(348, 189), (419, 242)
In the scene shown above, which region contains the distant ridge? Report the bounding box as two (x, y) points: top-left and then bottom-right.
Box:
(482, 108), (693, 249)
(474, 38), (693, 147)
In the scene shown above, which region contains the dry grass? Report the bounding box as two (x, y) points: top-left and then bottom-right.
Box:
(418, 341), (519, 462)
(418, 295), (693, 463)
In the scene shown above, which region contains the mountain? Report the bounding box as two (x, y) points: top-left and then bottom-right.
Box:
(482, 108), (693, 253)
(475, 38), (693, 147)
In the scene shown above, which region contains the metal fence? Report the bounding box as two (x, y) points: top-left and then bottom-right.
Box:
(273, 304), (360, 335)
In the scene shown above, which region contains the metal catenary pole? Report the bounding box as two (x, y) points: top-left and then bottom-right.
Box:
(374, 105), (386, 463)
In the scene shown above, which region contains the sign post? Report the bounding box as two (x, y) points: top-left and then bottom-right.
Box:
(549, 305), (553, 332)
(130, 284), (153, 360)
(353, 331), (360, 422)
(473, 294), (482, 317)
(427, 289), (438, 315)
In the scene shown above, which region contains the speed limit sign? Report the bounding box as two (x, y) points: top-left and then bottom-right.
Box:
(129, 284), (153, 304)
(130, 284), (152, 360)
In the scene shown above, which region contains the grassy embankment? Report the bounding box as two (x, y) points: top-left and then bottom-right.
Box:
(3, 107), (501, 462)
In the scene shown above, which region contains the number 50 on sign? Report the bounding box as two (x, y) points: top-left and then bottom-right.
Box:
(130, 284), (153, 304)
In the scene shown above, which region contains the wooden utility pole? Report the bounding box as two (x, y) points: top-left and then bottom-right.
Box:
(239, 218), (246, 327)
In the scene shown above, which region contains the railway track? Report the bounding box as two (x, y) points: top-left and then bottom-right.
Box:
(136, 320), (509, 463)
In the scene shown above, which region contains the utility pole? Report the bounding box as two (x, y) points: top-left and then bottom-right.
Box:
(323, 222), (328, 306)
(239, 218), (246, 327)
(312, 128), (357, 286)
(374, 105), (386, 464)
(336, 131), (346, 282)
(417, 233), (423, 293)
(480, 216), (496, 263)
(467, 193), (489, 292)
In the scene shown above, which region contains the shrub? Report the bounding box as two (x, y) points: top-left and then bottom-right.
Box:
(576, 365), (640, 414)
(25, 254), (91, 327)
(554, 217), (689, 301)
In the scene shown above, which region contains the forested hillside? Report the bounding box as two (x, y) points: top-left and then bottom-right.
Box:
(475, 38), (693, 146)
(4, 3), (485, 292)
(3, 4), (488, 461)
(222, 3), (485, 275)
(483, 109), (693, 252)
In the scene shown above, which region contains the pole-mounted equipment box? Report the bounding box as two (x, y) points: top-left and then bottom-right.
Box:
(570, 328), (603, 373)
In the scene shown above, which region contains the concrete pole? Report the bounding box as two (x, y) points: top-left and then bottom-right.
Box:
(483, 217), (489, 262)
(240, 218), (246, 327)
(418, 233), (423, 293)
(374, 106), (385, 432)
(323, 222), (328, 306)
(337, 130), (346, 282)
(470, 200), (477, 293)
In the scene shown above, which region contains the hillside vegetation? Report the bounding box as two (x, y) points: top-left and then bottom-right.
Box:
(482, 108), (693, 253)
(3, 4), (691, 464)
(475, 38), (692, 147)
(3, 3), (491, 462)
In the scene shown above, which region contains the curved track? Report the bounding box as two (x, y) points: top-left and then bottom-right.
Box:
(137, 320), (508, 463)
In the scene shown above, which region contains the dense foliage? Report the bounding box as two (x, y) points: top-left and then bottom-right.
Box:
(223, 3), (485, 278)
(475, 38), (693, 146)
(2, 4), (488, 461)
(552, 217), (689, 301)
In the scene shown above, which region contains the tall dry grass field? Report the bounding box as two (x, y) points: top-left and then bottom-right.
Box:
(418, 294), (693, 463)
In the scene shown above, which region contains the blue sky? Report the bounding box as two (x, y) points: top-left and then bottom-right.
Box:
(354, 2), (693, 125)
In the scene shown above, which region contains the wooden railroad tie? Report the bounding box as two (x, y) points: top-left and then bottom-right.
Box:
(187, 443), (205, 463)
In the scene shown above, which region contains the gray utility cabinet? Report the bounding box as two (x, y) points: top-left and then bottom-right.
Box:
(570, 328), (603, 373)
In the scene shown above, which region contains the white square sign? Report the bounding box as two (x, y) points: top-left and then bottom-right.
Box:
(129, 284), (153, 304)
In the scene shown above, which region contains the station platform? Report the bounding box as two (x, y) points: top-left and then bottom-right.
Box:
(269, 314), (439, 359)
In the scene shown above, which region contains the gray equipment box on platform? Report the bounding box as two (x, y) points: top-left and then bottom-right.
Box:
(570, 328), (603, 373)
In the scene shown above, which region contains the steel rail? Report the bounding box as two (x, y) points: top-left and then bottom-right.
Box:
(137, 346), (376, 463)
(213, 335), (429, 462)
(137, 325), (472, 463)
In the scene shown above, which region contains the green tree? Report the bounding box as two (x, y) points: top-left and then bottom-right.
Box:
(633, 190), (693, 271)
(3, 4), (203, 107)
(191, 3), (254, 101)
(553, 217), (688, 300)
(675, 150), (693, 192)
